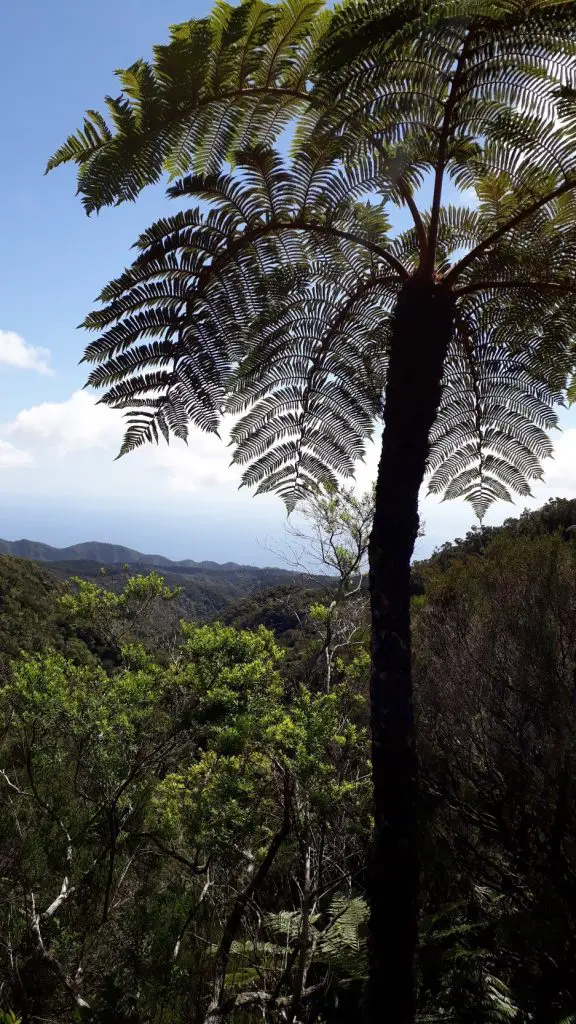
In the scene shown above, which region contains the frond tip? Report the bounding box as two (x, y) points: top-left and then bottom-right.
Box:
(427, 301), (563, 520)
(45, 0), (324, 212)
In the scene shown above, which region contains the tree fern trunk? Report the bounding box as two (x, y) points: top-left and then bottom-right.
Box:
(368, 277), (455, 1023)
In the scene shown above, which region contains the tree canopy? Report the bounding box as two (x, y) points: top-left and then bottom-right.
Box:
(2, 501), (576, 1020)
(49, 0), (576, 515)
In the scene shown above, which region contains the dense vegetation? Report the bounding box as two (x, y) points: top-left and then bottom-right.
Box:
(0, 539), (306, 625)
(0, 496), (575, 1022)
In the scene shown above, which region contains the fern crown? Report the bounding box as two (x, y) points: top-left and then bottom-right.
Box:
(49, 0), (576, 515)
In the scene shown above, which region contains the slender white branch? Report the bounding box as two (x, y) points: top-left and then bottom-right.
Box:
(43, 877), (76, 920)
(172, 877), (212, 962)
(28, 892), (90, 1009)
(0, 769), (28, 795)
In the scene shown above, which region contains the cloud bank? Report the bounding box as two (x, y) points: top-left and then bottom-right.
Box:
(0, 390), (243, 499)
(0, 330), (53, 376)
(0, 390), (574, 556)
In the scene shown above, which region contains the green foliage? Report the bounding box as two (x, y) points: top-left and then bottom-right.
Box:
(3, 518), (576, 1017)
(0, 571), (370, 1020)
(425, 496), (576, 571)
(46, 0), (328, 210)
(60, 570), (181, 652)
(0, 555), (114, 677)
(221, 582), (316, 635)
(415, 528), (576, 1023)
(50, 0), (576, 513)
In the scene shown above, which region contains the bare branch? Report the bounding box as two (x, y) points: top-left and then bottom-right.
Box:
(204, 774), (292, 1023)
(172, 877), (212, 963)
(0, 769), (28, 796)
(205, 981), (325, 1018)
(28, 893), (90, 1010)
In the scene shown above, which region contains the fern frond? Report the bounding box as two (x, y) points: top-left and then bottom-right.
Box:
(427, 303), (563, 518)
(58, 0), (576, 517)
(46, 0), (325, 212)
(79, 147), (403, 480)
(314, 894), (369, 981)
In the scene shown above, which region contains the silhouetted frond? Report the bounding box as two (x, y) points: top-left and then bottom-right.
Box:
(428, 304), (563, 518)
(47, 0), (328, 212)
(59, 0), (576, 515)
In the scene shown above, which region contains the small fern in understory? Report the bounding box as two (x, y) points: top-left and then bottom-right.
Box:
(261, 890), (535, 1021)
(314, 894), (369, 981)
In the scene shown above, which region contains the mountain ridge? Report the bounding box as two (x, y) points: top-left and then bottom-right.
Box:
(0, 537), (306, 625)
(0, 537), (278, 573)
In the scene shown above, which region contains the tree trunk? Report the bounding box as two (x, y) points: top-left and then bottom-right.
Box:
(367, 276), (455, 1023)
(204, 778), (291, 1024)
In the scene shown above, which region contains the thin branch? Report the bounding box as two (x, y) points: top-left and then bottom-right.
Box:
(133, 832), (211, 874)
(172, 877), (212, 963)
(110, 847), (141, 913)
(101, 825), (116, 925)
(204, 775), (292, 1023)
(288, 813), (313, 1023)
(398, 181), (428, 266)
(28, 893), (90, 1010)
(43, 822), (74, 920)
(21, 751), (78, 922)
(0, 769), (28, 796)
(206, 982), (325, 1018)
(43, 879), (76, 921)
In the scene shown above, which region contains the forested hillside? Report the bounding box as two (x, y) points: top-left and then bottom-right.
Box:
(0, 497), (575, 1021)
(0, 539), (311, 624)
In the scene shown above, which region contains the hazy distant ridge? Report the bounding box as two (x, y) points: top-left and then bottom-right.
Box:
(0, 538), (261, 573)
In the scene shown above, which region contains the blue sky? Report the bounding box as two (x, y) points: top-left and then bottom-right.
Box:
(0, 0), (574, 565)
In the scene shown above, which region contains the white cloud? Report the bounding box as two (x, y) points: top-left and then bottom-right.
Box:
(0, 391), (241, 495)
(530, 428), (576, 499)
(0, 391), (574, 556)
(153, 447), (233, 492)
(6, 390), (122, 456)
(0, 440), (34, 470)
(150, 420), (241, 493)
(0, 330), (53, 376)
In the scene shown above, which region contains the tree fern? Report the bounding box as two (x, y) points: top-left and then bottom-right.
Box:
(51, 3), (576, 1020)
(51, 1), (576, 511)
(78, 139), (575, 511)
